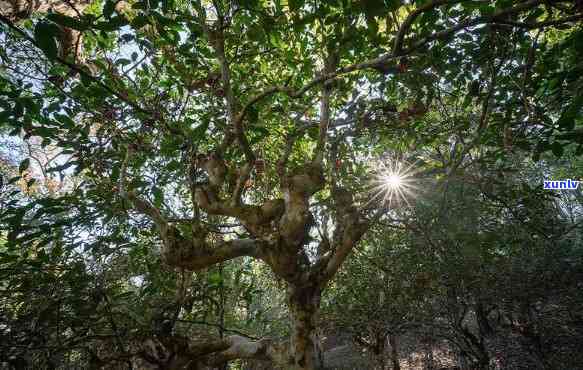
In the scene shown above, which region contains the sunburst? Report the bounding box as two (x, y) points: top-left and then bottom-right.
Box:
(366, 158), (418, 209)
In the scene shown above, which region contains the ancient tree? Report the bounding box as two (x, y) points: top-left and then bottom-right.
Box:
(1, 0), (581, 369)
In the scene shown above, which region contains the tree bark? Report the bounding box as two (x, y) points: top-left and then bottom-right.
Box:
(425, 336), (434, 370)
(288, 284), (324, 370)
(389, 334), (400, 370)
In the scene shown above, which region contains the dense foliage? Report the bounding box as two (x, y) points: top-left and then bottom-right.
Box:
(1, 0), (582, 369)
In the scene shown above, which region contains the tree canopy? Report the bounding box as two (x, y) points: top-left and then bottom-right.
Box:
(1, 0), (582, 369)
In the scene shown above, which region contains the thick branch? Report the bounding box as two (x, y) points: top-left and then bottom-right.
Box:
(163, 238), (260, 271)
(206, 335), (274, 364)
(139, 333), (288, 367)
(231, 162), (253, 204)
(314, 53), (337, 164)
(119, 150), (261, 270)
(314, 197), (385, 285)
(195, 187), (283, 234)
(318, 215), (368, 284)
(277, 132), (298, 178)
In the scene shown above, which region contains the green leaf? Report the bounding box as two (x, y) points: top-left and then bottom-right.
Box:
(192, 121), (209, 139)
(289, 0), (305, 11)
(103, 0), (116, 18)
(47, 13), (89, 31)
(366, 18), (379, 35)
(94, 16), (128, 31)
(114, 291), (135, 300)
(8, 176), (21, 185)
(153, 187), (164, 208)
(0, 109), (11, 123)
(250, 125), (269, 137)
(479, 4), (495, 15)
(34, 22), (60, 60)
(208, 271), (223, 285)
(47, 161), (76, 173)
(495, 0), (514, 7)
(167, 160), (180, 171)
(386, 0), (401, 11)
(19, 158), (30, 173)
(362, 0), (389, 18)
(55, 113), (75, 128)
(116, 58), (131, 66)
(551, 141), (564, 158)
(131, 15), (150, 29)
(557, 95), (583, 131)
(236, 0), (259, 8)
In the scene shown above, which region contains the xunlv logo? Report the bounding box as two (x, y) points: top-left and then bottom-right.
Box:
(543, 180), (580, 190)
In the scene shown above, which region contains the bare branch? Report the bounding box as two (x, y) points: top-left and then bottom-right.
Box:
(194, 1), (255, 163)
(175, 319), (259, 340)
(393, 0), (467, 55)
(277, 132), (298, 178)
(490, 13), (583, 29)
(405, 0), (546, 54)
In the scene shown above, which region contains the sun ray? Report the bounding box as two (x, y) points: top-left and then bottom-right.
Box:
(365, 157), (419, 209)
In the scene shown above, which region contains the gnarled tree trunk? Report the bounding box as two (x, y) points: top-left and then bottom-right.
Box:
(288, 284), (324, 370)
